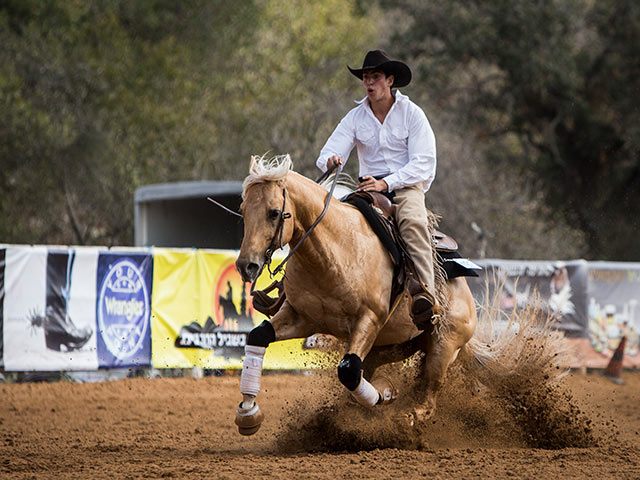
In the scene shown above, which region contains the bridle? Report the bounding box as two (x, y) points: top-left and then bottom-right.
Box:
(262, 186), (291, 277)
(208, 163), (343, 286)
(262, 162), (343, 279)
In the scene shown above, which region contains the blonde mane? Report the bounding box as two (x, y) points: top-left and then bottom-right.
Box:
(241, 154), (293, 199)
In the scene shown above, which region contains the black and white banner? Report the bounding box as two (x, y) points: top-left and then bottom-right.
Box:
(2, 247), (99, 371)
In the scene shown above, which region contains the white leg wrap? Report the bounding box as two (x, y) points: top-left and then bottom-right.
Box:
(350, 377), (380, 407)
(240, 345), (266, 397)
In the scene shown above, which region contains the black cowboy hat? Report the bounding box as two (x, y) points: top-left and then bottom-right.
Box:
(348, 49), (412, 88)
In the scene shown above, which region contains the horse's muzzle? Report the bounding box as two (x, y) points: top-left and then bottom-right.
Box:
(236, 257), (262, 283)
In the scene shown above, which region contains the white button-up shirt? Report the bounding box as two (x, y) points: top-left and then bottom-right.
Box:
(316, 91), (436, 192)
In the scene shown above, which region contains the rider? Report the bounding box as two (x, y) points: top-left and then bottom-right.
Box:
(316, 49), (438, 327)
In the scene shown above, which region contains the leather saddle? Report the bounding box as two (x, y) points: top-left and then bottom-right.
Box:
(346, 191), (459, 255)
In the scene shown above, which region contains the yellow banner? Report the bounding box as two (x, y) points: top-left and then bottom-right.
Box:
(151, 248), (329, 369)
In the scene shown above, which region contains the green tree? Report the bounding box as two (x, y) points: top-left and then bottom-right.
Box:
(0, 0), (259, 245)
(0, 0), (379, 246)
(386, 0), (640, 260)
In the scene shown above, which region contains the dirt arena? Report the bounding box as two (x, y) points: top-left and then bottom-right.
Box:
(1, 369), (639, 479)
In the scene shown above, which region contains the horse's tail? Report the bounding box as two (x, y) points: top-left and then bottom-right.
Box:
(458, 284), (572, 392)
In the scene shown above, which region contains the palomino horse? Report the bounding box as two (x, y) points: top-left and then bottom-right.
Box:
(234, 155), (477, 435)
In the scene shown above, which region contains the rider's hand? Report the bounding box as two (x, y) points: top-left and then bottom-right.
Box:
(357, 175), (388, 193)
(326, 155), (344, 170)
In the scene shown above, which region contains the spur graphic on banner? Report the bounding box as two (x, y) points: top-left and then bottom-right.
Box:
(96, 253), (153, 367)
(28, 251), (93, 352)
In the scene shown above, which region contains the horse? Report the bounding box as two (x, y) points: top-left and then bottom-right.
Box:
(233, 154), (478, 436)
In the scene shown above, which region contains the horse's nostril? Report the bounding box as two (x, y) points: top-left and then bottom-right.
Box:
(247, 262), (260, 277)
(236, 258), (261, 281)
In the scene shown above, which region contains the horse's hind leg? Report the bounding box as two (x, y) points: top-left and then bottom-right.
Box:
(410, 278), (477, 424)
(410, 333), (462, 423)
(361, 337), (424, 405)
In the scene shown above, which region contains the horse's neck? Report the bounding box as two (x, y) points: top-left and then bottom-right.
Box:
(286, 173), (346, 264)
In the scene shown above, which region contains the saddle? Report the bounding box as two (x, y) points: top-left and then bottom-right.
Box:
(349, 191), (459, 263)
(251, 191), (476, 318)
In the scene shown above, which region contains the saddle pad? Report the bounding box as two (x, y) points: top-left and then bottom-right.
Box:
(345, 194), (402, 268)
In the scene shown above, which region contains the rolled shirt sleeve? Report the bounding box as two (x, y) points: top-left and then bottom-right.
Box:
(316, 113), (357, 172)
(383, 107), (436, 192)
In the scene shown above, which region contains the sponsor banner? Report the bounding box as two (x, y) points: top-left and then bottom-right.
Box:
(3, 247), (99, 371)
(0, 248), (4, 367)
(151, 248), (328, 369)
(581, 262), (640, 368)
(96, 252), (153, 368)
(468, 259), (589, 338)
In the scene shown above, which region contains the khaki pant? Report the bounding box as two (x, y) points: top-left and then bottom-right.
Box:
(393, 184), (435, 294)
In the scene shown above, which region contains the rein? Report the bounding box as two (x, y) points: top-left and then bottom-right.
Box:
(207, 162), (343, 287)
(268, 163), (343, 277)
(256, 162), (342, 285)
(206, 197), (243, 218)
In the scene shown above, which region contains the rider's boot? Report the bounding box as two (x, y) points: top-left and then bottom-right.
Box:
(408, 277), (438, 330)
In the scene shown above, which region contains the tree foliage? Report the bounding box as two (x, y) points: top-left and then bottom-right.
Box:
(0, 0), (377, 245)
(1, 0), (638, 261)
(386, 0), (640, 259)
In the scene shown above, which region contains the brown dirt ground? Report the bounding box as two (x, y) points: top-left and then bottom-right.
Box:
(0, 369), (639, 479)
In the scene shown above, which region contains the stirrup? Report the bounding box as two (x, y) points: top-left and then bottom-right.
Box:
(411, 294), (436, 330)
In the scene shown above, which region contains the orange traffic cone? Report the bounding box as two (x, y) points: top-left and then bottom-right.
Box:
(603, 336), (626, 385)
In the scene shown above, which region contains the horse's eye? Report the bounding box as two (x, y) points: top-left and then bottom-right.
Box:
(268, 209), (281, 221)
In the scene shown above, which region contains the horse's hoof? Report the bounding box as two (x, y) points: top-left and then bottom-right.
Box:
(371, 376), (397, 405)
(235, 402), (265, 436)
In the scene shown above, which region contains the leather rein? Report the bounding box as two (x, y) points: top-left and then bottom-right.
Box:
(207, 162), (343, 289)
(263, 162), (343, 279)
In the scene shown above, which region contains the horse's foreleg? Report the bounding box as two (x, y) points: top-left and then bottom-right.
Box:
(338, 313), (392, 407)
(236, 302), (311, 435)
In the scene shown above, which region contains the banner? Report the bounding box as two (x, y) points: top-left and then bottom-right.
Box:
(3, 247), (99, 371)
(469, 259), (589, 338)
(151, 249), (327, 369)
(0, 248), (5, 368)
(2, 244), (635, 372)
(96, 251), (153, 368)
(580, 262), (640, 367)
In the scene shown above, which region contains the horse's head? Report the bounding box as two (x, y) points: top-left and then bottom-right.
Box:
(236, 155), (295, 283)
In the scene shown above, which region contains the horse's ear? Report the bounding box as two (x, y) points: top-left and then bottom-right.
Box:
(250, 155), (257, 169)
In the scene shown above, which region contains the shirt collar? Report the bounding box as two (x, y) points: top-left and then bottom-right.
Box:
(354, 89), (406, 105)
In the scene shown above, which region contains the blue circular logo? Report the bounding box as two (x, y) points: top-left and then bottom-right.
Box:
(98, 259), (149, 360)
